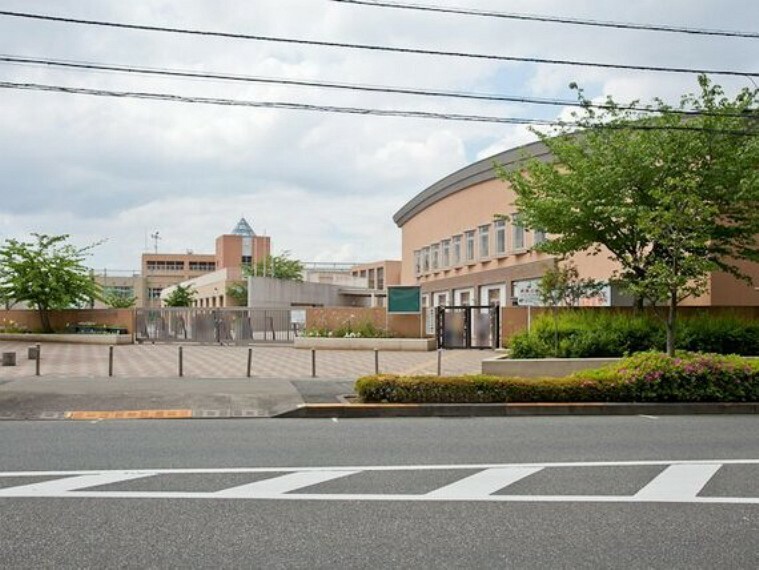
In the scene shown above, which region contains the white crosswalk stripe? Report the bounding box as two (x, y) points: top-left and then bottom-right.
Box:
(0, 460), (757, 504)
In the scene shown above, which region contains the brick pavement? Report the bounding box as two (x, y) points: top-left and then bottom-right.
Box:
(0, 341), (495, 379)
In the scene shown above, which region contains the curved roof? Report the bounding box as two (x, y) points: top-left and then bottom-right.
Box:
(393, 139), (551, 227)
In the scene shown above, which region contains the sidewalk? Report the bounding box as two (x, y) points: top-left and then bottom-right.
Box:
(0, 342), (494, 420)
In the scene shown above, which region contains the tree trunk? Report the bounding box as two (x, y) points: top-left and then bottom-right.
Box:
(665, 290), (677, 357)
(37, 305), (53, 334)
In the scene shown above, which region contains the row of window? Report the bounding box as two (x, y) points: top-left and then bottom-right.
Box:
(146, 260), (185, 271)
(350, 267), (385, 290)
(189, 261), (216, 272)
(413, 218), (546, 275)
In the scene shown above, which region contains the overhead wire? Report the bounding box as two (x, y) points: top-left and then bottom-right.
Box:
(330, 0), (759, 40)
(0, 80), (756, 136)
(1, 54), (752, 118)
(0, 10), (757, 77)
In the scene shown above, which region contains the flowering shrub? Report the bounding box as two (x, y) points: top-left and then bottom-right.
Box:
(356, 352), (759, 403)
(303, 320), (393, 339)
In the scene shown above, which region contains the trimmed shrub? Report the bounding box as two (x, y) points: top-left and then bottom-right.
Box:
(355, 352), (759, 404)
(508, 311), (759, 358)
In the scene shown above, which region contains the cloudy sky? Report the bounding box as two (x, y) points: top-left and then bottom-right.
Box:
(0, 0), (757, 272)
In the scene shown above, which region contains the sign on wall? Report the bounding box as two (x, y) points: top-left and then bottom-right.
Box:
(387, 286), (422, 314)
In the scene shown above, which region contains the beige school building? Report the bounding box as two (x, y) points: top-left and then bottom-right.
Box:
(394, 140), (759, 309)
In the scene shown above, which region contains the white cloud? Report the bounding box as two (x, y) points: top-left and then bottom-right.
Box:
(0, 0), (756, 270)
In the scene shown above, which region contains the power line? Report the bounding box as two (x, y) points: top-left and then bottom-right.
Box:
(331, 0), (759, 40)
(0, 80), (756, 136)
(3, 54), (750, 118)
(0, 9), (756, 78)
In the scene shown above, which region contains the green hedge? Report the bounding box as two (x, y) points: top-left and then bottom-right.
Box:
(355, 352), (759, 404)
(509, 312), (759, 358)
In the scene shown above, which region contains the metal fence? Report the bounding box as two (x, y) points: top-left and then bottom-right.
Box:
(436, 305), (500, 349)
(135, 308), (296, 345)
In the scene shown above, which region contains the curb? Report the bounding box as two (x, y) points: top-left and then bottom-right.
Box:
(275, 402), (759, 418)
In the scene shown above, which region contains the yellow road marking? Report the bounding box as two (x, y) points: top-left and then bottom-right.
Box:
(66, 409), (192, 420)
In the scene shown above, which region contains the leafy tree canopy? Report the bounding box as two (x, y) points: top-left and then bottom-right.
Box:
(0, 233), (102, 332)
(163, 284), (196, 307)
(498, 76), (759, 355)
(245, 251), (304, 281)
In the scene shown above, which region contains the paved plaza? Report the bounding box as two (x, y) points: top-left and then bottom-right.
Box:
(0, 341), (494, 379)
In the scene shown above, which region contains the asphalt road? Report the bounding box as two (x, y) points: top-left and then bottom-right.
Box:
(1, 416), (758, 568)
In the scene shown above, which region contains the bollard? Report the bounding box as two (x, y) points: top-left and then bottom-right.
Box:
(374, 348), (379, 375)
(108, 346), (114, 377)
(437, 348), (442, 376)
(178, 346), (184, 377)
(35, 344), (41, 376)
(311, 348), (316, 378)
(246, 347), (252, 378)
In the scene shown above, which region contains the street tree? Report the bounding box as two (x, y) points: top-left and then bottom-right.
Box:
(163, 284), (196, 307)
(499, 76), (759, 356)
(0, 233), (102, 332)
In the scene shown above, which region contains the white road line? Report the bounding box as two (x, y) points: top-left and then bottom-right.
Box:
(214, 470), (358, 497)
(427, 467), (543, 498)
(0, 490), (756, 504)
(635, 463), (723, 501)
(0, 472), (154, 497)
(0, 458), (757, 477)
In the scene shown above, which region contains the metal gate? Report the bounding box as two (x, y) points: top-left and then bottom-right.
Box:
(135, 308), (295, 345)
(435, 305), (500, 349)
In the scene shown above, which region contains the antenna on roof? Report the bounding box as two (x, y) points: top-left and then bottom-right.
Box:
(150, 231), (161, 254)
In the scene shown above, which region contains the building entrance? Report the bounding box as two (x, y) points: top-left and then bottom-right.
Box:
(435, 305), (500, 349)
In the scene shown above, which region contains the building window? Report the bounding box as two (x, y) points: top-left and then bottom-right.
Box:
(147, 287), (163, 299)
(512, 214), (525, 250)
(441, 239), (450, 267)
(377, 267), (384, 289)
(452, 235), (462, 265)
(414, 251), (421, 276)
(479, 224), (490, 258)
(189, 261), (216, 272)
(534, 229), (547, 246)
(422, 247), (430, 272)
(431, 243), (440, 270)
(495, 220), (506, 255)
(465, 230), (475, 261)
(104, 285), (134, 298)
(368, 268), (376, 289)
(146, 260), (185, 271)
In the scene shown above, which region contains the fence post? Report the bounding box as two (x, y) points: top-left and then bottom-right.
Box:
(247, 347), (252, 378)
(374, 348), (379, 375)
(311, 348), (316, 378)
(35, 344), (41, 376)
(178, 346), (184, 377)
(108, 346), (114, 377)
(437, 348), (442, 377)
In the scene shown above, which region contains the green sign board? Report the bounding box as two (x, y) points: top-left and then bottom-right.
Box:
(387, 286), (422, 314)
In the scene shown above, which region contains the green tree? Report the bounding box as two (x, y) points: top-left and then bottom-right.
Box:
(226, 252), (304, 306)
(0, 233), (102, 332)
(163, 284), (196, 307)
(538, 260), (606, 356)
(249, 251), (304, 281)
(499, 76), (759, 356)
(103, 290), (137, 309)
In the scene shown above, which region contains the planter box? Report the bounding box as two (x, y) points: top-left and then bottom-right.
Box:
(482, 355), (620, 378)
(0, 333), (133, 345)
(295, 337), (436, 351)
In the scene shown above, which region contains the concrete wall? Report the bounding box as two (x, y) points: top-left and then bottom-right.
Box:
(0, 309), (135, 334)
(248, 277), (346, 308)
(306, 307), (427, 339)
